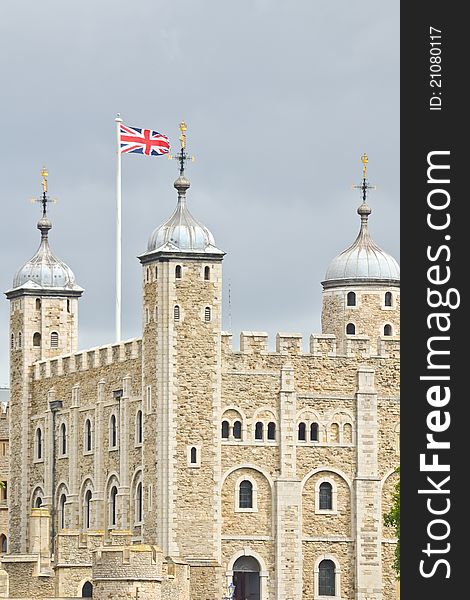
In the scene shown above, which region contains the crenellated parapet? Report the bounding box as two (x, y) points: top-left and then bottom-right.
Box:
(32, 338), (142, 381)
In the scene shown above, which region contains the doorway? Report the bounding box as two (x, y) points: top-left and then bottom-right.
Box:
(233, 556), (260, 600)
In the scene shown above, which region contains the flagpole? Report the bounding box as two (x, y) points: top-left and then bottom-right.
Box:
(115, 113), (123, 342)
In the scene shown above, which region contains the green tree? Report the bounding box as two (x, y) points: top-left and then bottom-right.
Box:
(383, 467), (400, 578)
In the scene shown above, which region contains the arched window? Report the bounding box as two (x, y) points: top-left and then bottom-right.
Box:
(384, 324), (393, 336)
(50, 331), (59, 348)
(233, 420), (242, 440)
(59, 493), (66, 529)
(84, 490), (92, 529)
(347, 291), (356, 306)
(221, 420), (229, 439)
(190, 447), (197, 464)
(204, 306), (211, 322)
(239, 480), (253, 509)
(110, 486), (118, 526)
(346, 323), (355, 335)
(267, 422), (276, 440)
(36, 427), (43, 460)
(385, 291), (393, 306)
(110, 414), (117, 449)
(330, 423), (340, 443)
(204, 266), (210, 281)
(85, 419), (92, 452)
(135, 482), (143, 523)
(318, 559), (336, 596)
(60, 423), (67, 455)
(175, 265), (182, 279)
(310, 422), (319, 441)
(255, 422), (263, 440)
(36, 298), (41, 310)
(174, 305), (180, 321)
(33, 332), (41, 347)
(298, 422), (306, 441)
(0, 534), (7, 553)
(81, 581), (93, 597)
(136, 410), (143, 445)
(319, 482), (333, 510)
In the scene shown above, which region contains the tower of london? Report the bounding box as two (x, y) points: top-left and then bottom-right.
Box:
(0, 139), (400, 600)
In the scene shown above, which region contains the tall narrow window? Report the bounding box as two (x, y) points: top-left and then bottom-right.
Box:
(175, 265), (182, 279)
(36, 298), (41, 310)
(36, 428), (43, 460)
(347, 291), (356, 306)
(18, 332), (22, 348)
(136, 410), (143, 445)
(174, 305), (180, 321)
(50, 331), (59, 348)
(136, 482), (143, 523)
(67, 299), (71, 313)
(59, 493), (66, 529)
(85, 419), (92, 452)
(204, 306), (211, 322)
(384, 324), (392, 336)
(33, 332), (41, 347)
(239, 480), (253, 509)
(346, 323), (355, 335)
(110, 415), (117, 448)
(233, 420), (242, 440)
(319, 481), (333, 510)
(190, 447), (197, 464)
(204, 266), (210, 281)
(84, 490), (92, 529)
(298, 422), (306, 441)
(318, 559), (336, 596)
(60, 423), (67, 455)
(255, 422), (263, 440)
(267, 422), (276, 440)
(385, 291), (392, 306)
(221, 420), (229, 439)
(0, 534), (7, 553)
(155, 266), (158, 279)
(110, 486), (118, 526)
(146, 267), (150, 282)
(310, 422), (319, 442)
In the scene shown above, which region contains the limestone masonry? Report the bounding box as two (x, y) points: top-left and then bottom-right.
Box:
(0, 149), (399, 600)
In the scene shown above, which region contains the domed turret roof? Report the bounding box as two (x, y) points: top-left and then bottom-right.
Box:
(322, 156), (399, 287)
(8, 169), (82, 294)
(146, 175), (222, 254)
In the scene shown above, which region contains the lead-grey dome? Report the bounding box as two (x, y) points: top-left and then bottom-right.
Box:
(12, 215), (80, 291)
(323, 201), (400, 286)
(146, 175), (223, 254)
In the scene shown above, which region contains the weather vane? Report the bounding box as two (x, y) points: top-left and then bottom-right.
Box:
(30, 166), (57, 215)
(168, 120), (195, 175)
(353, 152), (376, 203)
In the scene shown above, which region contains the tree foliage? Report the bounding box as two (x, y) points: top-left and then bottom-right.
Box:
(383, 467), (400, 577)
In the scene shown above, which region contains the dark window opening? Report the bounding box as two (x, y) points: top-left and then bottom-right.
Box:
(221, 420), (229, 439)
(267, 422), (276, 440)
(36, 298), (41, 310)
(85, 490), (92, 529)
(33, 332), (41, 347)
(36, 428), (43, 459)
(81, 581), (93, 597)
(60, 423), (67, 455)
(347, 291), (356, 306)
(204, 266), (210, 281)
(318, 559), (335, 596)
(85, 419), (92, 452)
(346, 323), (355, 335)
(310, 422), (319, 442)
(59, 493), (66, 529)
(319, 482), (333, 510)
(110, 486), (118, 526)
(110, 415), (117, 448)
(175, 265), (182, 279)
(384, 324), (392, 336)
(136, 410), (143, 444)
(298, 422), (306, 441)
(174, 305), (180, 321)
(190, 446), (197, 464)
(239, 480), (253, 509)
(255, 422), (263, 440)
(233, 420), (242, 440)
(385, 291), (392, 306)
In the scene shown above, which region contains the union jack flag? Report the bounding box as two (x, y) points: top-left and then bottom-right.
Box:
(119, 124), (170, 156)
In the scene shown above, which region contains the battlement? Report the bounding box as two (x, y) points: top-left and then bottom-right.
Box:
(221, 331), (400, 359)
(32, 338), (142, 381)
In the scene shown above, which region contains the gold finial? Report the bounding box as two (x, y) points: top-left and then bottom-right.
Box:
(41, 166), (48, 194)
(361, 153), (368, 179)
(179, 120), (187, 149)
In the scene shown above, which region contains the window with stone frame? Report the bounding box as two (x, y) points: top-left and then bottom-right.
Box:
(135, 410), (143, 445)
(298, 422), (307, 441)
(84, 419), (93, 453)
(254, 421), (263, 440)
(221, 420), (229, 439)
(347, 291), (356, 306)
(238, 480), (253, 509)
(267, 421), (276, 440)
(35, 427), (43, 460)
(319, 482), (333, 510)
(233, 420), (242, 440)
(346, 322), (355, 335)
(385, 291), (393, 306)
(109, 414), (118, 449)
(110, 486), (118, 526)
(59, 422), (67, 456)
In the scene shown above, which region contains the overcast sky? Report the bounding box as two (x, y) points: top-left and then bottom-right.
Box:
(0, 1), (399, 386)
